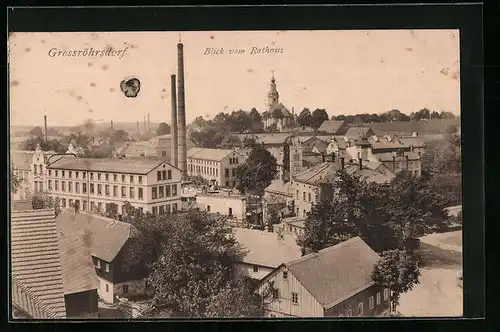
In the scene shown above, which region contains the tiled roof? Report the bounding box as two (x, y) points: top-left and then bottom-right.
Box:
(187, 147), (247, 162)
(285, 237), (380, 309)
(318, 120), (346, 134)
(10, 209), (67, 319)
(55, 209), (138, 262)
(47, 157), (169, 175)
(368, 119), (460, 135)
(255, 133), (293, 145)
(270, 103), (293, 117)
(233, 228), (302, 269)
(293, 162), (344, 185)
(344, 163), (395, 184)
(264, 180), (293, 197)
(344, 126), (374, 139)
(57, 225), (98, 296)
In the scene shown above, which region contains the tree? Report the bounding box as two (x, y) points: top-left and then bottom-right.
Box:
(265, 123), (278, 133)
(105, 202), (119, 219)
(430, 111), (441, 119)
(32, 192), (61, 217)
(156, 122), (171, 136)
(235, 146), (277, 196)
(333, 114), (346, 121)
(248, 108), (264, 133)
(146, 211), (260, 318)
(372, 249), (421, 312)
(10, 168), (23, 194)
(109, 129), (129, 146)
(414, 108), (431, 121)
(242, 137), (257, 149)
(297, 196), (357, 253)
(297, 108), (313, 127)
(229, 110), (251, 133)
(221, 135), (241, 149)
(311, 109), (329, 129)
(439, 111), (456, 119)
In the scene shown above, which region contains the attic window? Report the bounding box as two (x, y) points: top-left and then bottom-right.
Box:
(283, 271), (288, 280)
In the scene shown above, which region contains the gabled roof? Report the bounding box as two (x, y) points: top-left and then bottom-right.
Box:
(233, 228), (302, 269)
(264, 180), (293, 197)
(55, 209), (139, 262)
(57, 225), (98, 296)
(293, 162), (344, 185)
(270, 103), (293, 117)
(344, 126), (374, 139)
(284, 237), (380, 309)
(318, 120), (346, 134)
(11, 209), (67, 319)
(187, 147), (247, 162)
(47, 157), (172, 175)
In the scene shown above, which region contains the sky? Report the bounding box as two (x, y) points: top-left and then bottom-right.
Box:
(8, 30), (460, 127)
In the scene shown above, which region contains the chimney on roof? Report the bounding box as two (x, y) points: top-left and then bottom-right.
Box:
(44, 115), (48, 142)
(340, 157), (345, 170)
(171, 74), (179, 168)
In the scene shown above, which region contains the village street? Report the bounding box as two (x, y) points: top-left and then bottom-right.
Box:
(398, 231), (463, 317)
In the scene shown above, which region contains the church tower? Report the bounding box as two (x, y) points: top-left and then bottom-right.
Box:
(289, 136), (303, 181)
(267, 72), (279, 108)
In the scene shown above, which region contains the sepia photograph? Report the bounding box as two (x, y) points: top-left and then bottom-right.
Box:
(9, 29), (463, 320)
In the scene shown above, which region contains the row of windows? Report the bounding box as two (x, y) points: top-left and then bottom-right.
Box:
(152, 203), (178, 215)
(188, 158), (218, 166)
(151, 185), (178, 199)
(189, 164), (219, 177)
(295, 189), (318, 203)
(338, 289), (390, 317)
(49, 169), (144, 184)
(156, 170), (172, 181)
(33, 164), (44, 175)
(48, 181), (145, 200)
(228, 157), (240, 164)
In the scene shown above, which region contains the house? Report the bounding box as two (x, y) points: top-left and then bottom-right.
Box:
(299, 136), (328, 155)
(57, 221), (99, 318)
(187, 148), (248, 188)
(116, 134), (195, 161)
(11, 209), (67, 319)
(46, 157), (182, 215)
(196, 190), (248, 225)
(317, 120), (349, 135)
(258, 237), (391, 317)
(10, 146), (56, 200)
(55, 209), (150, 304)
(232, 228), (302, 280)
(274, 216), (306, 237)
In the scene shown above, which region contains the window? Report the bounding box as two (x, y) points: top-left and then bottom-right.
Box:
(48, 180), (52, 190)
(225, 168), (229, 177)
(94, 258), (101, 269)
(90, 184), (94, 194)
(90, 172), (94, 180)
(105, 185), (110, 196)
(61, 181), (66, 192)
(62, 170), (65, 177)
(159, 186), (165, 198)
(296, 190), (299, 199)
(113, 174), (117, 181)
(291, 292), (298, 305)
(172, 203), (177, 212)
(308, 193), (311, 202)
(228, 207), (233, 216)
(167, 170), (172, 179)
(253, 266), (259, 272)
(68, 182), (73, 192)
(303, 192), (306, 201)
(138, 188), (143, 200)
(55, 170), (59, 177)
(97, 202), (102, 212)
(55, 180), (59, 191)
(369, 296), (374, 310)
(122, 284), (129, 293)
(162, 170), (166, 180)
(171, 184), (177, 196)
(357, 302), (363, 315)
(98, 184), (102, 195)
(121, 175), (125, 182)
(207, 205), (211, 212)
(121, 186), (126, 198)
(166, 204), (171, 214)
(69, 199), (73, 207)
(376, 292), (381, 306)
(283, 271), (288, 280)
(159, 205), (165, 215)
(152, 187), (158, 199)
(105, 173), (109, 181)
(75, 171), (79, 179)
(157, 171), (162, 181)
(347, 309), (352, 317)
(75, 182), (80, 193)
(69, 171), (72, 178)
(105, 263), (110, 272)
(130, 175), (134, 183)
(82, 172), (86, 179)
(166, 185), (171, 197)
(113, 185), (118, 197)
(83, 200), (88, 211)
(130, 187), (135, 199)
(97, 173), (101, 181)
(62, 198), (66, 207)
(138, 176), (143, 184)
(152, 206), (158, 215)
(48, 170), (52, 176)
(106, 284), (109, 292)
(384, 288), (389, 301)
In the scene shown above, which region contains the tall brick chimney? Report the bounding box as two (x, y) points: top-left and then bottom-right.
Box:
(177, 40), (188, 179)
(171, 74), (178, 168)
